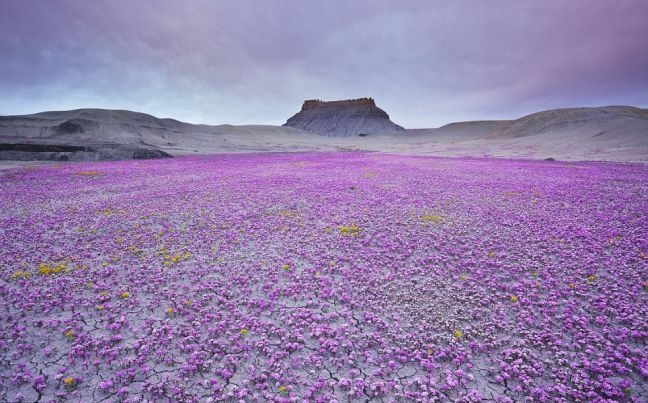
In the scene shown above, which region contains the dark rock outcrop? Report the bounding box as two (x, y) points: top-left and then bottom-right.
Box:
(0, 141), (172, 162)
(132, 148), (173, 159)
(283, 98), (406, 137)
(55, 119), (85, 134)
(0, 143), (94, 152)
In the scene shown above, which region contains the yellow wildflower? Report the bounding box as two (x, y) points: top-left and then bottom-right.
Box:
(240, 328), (248, 336)
(510, 295), (518, 302)
(339, 224), (362, 236)
(278, 385), (287, 393)
(420, 214), (442, 223)
(97, 305), (104, 310)
(63, 377), (75, 385)
(166, 307), (173, 314)
(38, 263), (52, 275)
(459, 274), (468, 281)
(454, 330), (463, 339)
(283, 264), (290, 271)
(121, 291), (129, 299)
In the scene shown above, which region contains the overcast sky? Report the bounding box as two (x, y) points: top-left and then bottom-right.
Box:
(1, 0), (647, 127)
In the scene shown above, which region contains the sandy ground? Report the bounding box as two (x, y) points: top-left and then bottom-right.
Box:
(0, 160), (60, 170)
(1, 138), (645, 171)
(163, 132), (648, 163)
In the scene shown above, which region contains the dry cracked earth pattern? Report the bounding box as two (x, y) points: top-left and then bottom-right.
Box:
(1, 152), (647, 402)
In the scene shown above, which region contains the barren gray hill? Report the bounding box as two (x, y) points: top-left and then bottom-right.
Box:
(283, 98), (407, 136)
(406, 106), (648, 161)
(0, 108), (319, 161)
(0, 109), (192, 161)
(488, 106), (648, 139)
(1, 105), (647, 164)
(419, 106), (648, 140)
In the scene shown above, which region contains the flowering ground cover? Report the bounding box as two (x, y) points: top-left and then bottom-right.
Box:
(1, 152), (647, 402)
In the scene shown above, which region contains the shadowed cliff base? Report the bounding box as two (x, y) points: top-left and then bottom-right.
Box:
(0, 141), (171, 162)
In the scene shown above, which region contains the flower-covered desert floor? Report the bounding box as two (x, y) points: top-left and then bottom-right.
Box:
(1, 152), (647, 402)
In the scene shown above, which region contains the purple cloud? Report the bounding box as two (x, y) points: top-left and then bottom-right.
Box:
(1, 0), (647, 127)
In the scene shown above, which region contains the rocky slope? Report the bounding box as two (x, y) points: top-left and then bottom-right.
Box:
(0, 105), (646, 164)
(405, 106), (648, 162)
(487, 106), (648, 139)
(0, 109), (318, 161)
(283, 98), (406, 136)
(0, 109), (188, 161)
(422, 106), (648, 140)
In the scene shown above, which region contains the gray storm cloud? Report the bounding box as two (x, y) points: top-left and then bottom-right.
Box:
(1, 0), (647, 127)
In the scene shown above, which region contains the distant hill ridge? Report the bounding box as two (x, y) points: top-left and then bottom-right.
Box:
(421, 106), (648, 140)
(0, 105), (646, 162)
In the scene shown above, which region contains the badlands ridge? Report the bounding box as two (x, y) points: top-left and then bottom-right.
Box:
(0, 100), (646, 163)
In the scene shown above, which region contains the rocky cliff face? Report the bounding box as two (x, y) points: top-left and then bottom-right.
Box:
(283, 98), (406, 137)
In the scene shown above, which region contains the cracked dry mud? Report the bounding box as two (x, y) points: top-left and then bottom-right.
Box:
(1, 152), (646, 402)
